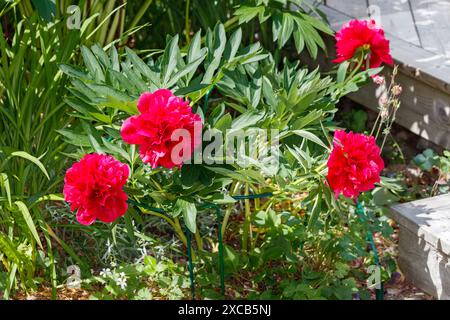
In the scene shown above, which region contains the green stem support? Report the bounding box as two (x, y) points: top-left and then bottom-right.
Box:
(356, 200), (384, 300)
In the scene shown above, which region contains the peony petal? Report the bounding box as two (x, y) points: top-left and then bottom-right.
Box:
(76, 207), (97, 226)
(139, 89), (173, 114)
(121, 115), (145, 144)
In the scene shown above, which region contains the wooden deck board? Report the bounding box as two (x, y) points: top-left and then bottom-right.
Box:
(390, 194), (450, 299)
(325, 0), (368, 18)
(369, 0), (421, 46)
(410, 0), (450, 57)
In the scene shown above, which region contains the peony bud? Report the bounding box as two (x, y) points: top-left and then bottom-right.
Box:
(372, 75), (385, 86)
(379, 96), (388, 106)
(392, 85), (402, 96)
(380, 108), (389, 120)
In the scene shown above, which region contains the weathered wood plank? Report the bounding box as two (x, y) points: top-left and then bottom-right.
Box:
(391, 194), (450, 299)
(325, 0), (368, 18)
(391, 194), (450, 255)
(325, 0), (421, 47)
(397, 226), (450, 299)
(369, 0), (421, 47)
(409, 0), (450, 56)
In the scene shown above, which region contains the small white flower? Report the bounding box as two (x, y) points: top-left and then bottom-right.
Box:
(100, 268), (112, 278)
(116, 277), (127, 290)
(110, 261), (117, 268)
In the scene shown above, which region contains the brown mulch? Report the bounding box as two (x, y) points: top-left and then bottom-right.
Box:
(12, 287), (92, 300)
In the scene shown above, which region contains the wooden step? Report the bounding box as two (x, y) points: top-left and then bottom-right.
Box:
(390, 194), (450, 299)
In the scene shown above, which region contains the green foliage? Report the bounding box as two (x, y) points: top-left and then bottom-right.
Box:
(86, 256), (189, 300)
(437, 150), (450, 173)
(30, 0), (56, 22)
(234, 0), (332, 58)
(413, 148), (438, 171)
(125, 0), (331, 59)
(0, 14), (92, 297)
(0, 4), (145, 297)
(342, 109), (368, 133)
(413, 149), (450, 195)
(1, 0), (150, 47)
(0, 151), (52, 298)
(196, 188), (394, 299)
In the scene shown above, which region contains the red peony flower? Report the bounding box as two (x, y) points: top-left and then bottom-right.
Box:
(121, 89), (202, 169)
(326, 130), (384, 199)
(333, 19), (393, 69)
(63, 153), (129, 225)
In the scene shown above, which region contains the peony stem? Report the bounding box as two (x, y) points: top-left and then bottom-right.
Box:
(242, 184), (252, 253)
(221, 181), (240, 238)
(346, 51), (365, 82)
(184, 0), (191, 44)
(370, 114), (380, 137)
(140, 209), (189, 251)
(173, 217), (190, 254)
(195, 229), (203, 251)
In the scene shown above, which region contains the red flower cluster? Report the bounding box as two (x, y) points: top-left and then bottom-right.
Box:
(63, 153), (129, 225)
(326, 130), (384, 199)
(121, 89), (202, 169)
(333, 19), (393, 69)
